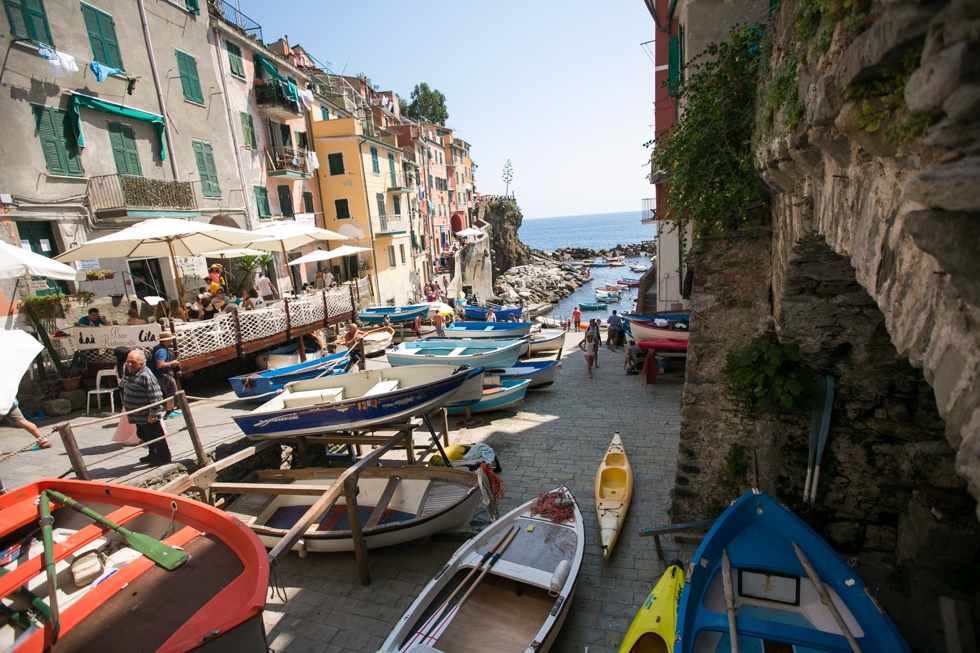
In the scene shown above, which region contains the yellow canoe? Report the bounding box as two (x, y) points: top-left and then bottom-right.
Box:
(595, 431), (632, 559)
(618, 563), (685, 653)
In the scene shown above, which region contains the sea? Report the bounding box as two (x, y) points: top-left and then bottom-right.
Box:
(517, 211), (657, 325)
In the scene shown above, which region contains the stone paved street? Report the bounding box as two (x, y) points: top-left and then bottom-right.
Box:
(0, 329), (693, 652)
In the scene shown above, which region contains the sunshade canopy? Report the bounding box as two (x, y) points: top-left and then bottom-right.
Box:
(246, 221), (348, 253)
(288, 245), (369, 266)
(455, 228), (483, 237)
(199, 248), (270, 259)
(0, 242), (82, 281)
(54, 218), (256, 261)
(0, 329), (43, 414)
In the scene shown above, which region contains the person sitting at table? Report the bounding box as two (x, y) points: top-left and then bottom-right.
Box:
(242, 288), (265, 310)
(125, 308), (144, 325)
(199, 297), (217, 320)
(78, 307), (111, 326)
(210, 289), (228, 312)
(170, 299), (188, 322)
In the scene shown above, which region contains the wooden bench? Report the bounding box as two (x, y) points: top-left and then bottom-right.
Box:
(282, 387), (345, 408)
(364, 380), (399, 397)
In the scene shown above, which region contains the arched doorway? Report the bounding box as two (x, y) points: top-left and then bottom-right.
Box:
(450, 212), (465, 234)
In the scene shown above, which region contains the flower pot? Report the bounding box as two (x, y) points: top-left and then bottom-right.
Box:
(60, 376), (81, 392)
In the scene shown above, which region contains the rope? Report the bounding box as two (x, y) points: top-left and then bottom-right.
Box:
(530, 489), (575, 524)
(476, 462), (506, 521)
(64, 396), (174, 429)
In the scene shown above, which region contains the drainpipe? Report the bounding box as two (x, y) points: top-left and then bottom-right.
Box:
(358, 135), (381, 303)
(211, 27), (254, 229)
(137, 0), (179, 179)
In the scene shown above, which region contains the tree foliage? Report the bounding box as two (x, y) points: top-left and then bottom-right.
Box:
(405, 83), (448, 125)
(651, 24), (768, 244)
(502, 159), (514, 195)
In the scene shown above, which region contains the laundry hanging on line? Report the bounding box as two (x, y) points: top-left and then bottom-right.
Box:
(38, 46), (79, 78)
(89, 61), (123, 82)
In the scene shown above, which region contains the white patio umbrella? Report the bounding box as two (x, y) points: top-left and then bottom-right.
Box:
(0, 241), (82, 281)
(54, 218), (257, 305)
(198, 248), (270, 258)
(0, 329), (43, 414)
(287, 245), (370, 266)
(425, 301), (455, 316)
(246, 221), (349, 293)
(455, 227), (483, 237)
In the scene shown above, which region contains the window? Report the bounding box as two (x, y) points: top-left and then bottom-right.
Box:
(184, 0), (199, 14)
(32, 105), (83, 176)
(295, 131), (308, 151)
(81, 3), (122, 70)
(393, 195), (400, 215)
(667, 28), (684, 95)
(399, 244), (406, 265)
(320, 105), (329, 120)
(370, 147), (379, 174)
(376, 192), (385, 217)
(327, 152), (344, 175)
(226, 41), (245, 78)
(277, 185), (293, 217)
(4, 0), (53, 46)
(387, 244), (396, 269)
(302, 191), (314, 213)
(334, 198), (350, 219)
(388, 153), (396, 185)
(175, 49), (203, 104)
(240, 112), (255, 149)
(192, 140), (220, 197)
(254, 186), (270, 219)
(107, 121), (141, 176)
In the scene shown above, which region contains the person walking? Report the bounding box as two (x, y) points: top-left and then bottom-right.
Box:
(1, 401), (51, 450)
(255, 272), (277, 301)
(586, 319), (602, 367)
(344, 322), (365, 371)
(607, 310), (623, 349)
(412, 313), (424, 339)
(579, 331), (599, 379)
(571, 307), (582, 331)
(433, 311), (446, 337)
(121, 350), (171, 466)
(151, 331), (181, 419)
(485, 307), (497, 322)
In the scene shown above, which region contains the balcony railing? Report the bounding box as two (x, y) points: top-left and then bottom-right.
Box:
(267, 145), (312, 177)
(209, 0), (263, 42)
(88, 174), (198, 216)
(386, 172), (416, 191)
(376, 213), (409, 235)
(641, 197), (658, 223)
(255, 79), (300, 120)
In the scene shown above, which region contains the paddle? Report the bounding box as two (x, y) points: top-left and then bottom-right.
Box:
(792, 542), (862, 653)
(406, 526), (515, 648)
(43, 490), (189, 571)
(721, 549), (739, 653)
(39, 492), (61, 644)
(420, 525), (521, 646)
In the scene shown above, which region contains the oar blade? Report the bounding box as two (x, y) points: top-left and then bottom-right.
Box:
(125, 532), (189, 570)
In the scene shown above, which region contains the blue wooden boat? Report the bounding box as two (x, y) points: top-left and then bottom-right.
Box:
(591, 259), (610, 268)
(493, 359), (560, 388)
(229, 351), (350, 401)
(358, 304), (430, 324)
(622, 311), (690, 338)
(446, 378), (531, 414)
(579, 302), (605, 311)
(231, 365), (477, 437)
(444, 321), (534, 338)
(387, 339), (526, 369)
(461, 304), (523, 321)
(675, 489), (910, 653)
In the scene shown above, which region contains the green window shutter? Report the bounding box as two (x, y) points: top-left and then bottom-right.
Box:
(254, 186), (270, 219)
(667, 37), (680, 95)
(376, 192), (385, 217)
(302, 191), (314, 213)
(295, 131), (308, 151)
(226, 41), (244, 78)
(5, 0), (53, 46)
(185, 0), (199, 15)
(335, 199), (350, 220)
(370, 147), (379, 173)
(240, 112), (255, 149)
(107, 121), (141, 176)
(175, 49), (203, 104)
(192, 140), (220, 197)
(388, 153), (396, 184)
(327, 152), (344, 175)
(277, 185), (293, 216)
(33, 105), (83, 176)
(81, 3), (122, 70)
(320, 105), (329, 120)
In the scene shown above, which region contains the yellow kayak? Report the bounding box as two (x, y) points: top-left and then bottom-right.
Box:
(595, 431), (632, 559)
(618, 563), (685, 653)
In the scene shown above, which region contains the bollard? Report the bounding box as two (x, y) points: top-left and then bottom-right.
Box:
(55, 422), (90, 481)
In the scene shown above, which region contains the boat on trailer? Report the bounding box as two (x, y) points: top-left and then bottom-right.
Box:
(0, 479), (268, 653)
(461, 304), (523, 321)
(623, 317), (690, 342)
(493, 359), (560, 389)
(358, 304), (430, 324)
(387, 339), (527, 369)
(446, 378), (531, 414)
(229, 350), (350, 401)
(379, 486), (584, 653)
(675, 489), (911, 653)
(528, 329), (565, 354)
(444, 321), (534, 338)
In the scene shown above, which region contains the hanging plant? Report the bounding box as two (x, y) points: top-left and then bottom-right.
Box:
(85, 269), (116, 281)
(723, 332), (817, 414)
(21, 294), (68, 320)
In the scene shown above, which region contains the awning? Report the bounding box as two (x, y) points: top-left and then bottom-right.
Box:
(254, 55), (299, 103)
(68, 92), (167, 161)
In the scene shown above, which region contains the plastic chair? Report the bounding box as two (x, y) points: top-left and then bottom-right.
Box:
(86, 370), (118, 414)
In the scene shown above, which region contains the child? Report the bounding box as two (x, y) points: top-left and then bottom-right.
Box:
(579, 331), (598, 378)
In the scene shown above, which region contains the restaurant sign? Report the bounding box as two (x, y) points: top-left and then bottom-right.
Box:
(75, 325), (163, 350)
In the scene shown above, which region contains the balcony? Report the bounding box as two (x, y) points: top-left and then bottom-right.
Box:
(375, 213), (409, 236)
(641, 197), (658, 224)
(267, 145), (312, 179)
(385, 172), (415, 193)
(209, 0), (263, 42)
(255, 79), (300, 120)
(88, 174), (199, 220)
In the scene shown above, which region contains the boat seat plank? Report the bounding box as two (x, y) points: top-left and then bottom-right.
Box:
(225, 492), (278, 526)
(364, 380), (399, 397)
(215, 483), (340, 496)
(364, 477), (401, 529)
(448, 347), (469, 358)
(282, 387), (344, 408)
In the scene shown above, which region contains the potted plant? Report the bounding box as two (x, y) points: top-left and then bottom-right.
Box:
(21, 294), (68, 320)
(85, 269), (116, 281)
(58, 353), (84, 391)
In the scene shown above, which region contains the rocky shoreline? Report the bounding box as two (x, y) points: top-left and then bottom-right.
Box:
(491, 243), (653, 312)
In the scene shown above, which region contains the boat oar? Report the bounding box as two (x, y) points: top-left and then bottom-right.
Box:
(408, 526), (516, 647)
(808, 377), (835, 505)
(721, 549), (739, 653)
(792, 542), (862, 653)
(421, 525), (521, 645)
(39, 492), (60, 644)
(43, 490), (189, 571)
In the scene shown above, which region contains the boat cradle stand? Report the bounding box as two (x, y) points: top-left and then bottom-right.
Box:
(639, 519), (716, 571)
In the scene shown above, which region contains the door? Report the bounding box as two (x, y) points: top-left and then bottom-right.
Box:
(107, 121), (142, 177)
(17, 221), (67, 294)
(127, 258), (166, 299)
(277, 184), (294, 217)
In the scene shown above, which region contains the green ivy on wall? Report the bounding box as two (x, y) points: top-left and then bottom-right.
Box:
(723, 332), (817, 414)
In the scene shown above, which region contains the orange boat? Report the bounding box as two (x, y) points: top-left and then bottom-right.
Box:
(0, 479), (269, 652)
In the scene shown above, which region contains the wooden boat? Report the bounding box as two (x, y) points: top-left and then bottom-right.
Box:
(609, 261), (626, 267)
(360, 325), (395, 356)
(444, 367), (491, 408)
(445, 321), (534, 338)
(592, 259), (610, 268)
(618, 563), (685, 653)
(495, 359), (560, 389)
(578, 302), (605, 311)
(358, 304), (430, 324)
(0, 479), (268, 652)
(595, 431), (632, 559)
(605, 283), (625, 292)
(220, 467), (480, 554)
(535, 315), (567, 329)
(461, 304), (523, 321)
(675, 489), (911, 653)
(255, 337), (326, 370)
(446, 378), (531, 414)
(387, 339), (526, 369)
(629, 264), (650, 273)
(638, 339), (688, 353)
(231, 365), (477, 437)
(379, 486), (584, 653)
(605, 255), (625, 262)
(625, 318), (690, 342)
(617, 278), (641, 288)
(621, 312), (690, 339)
(229, 350), (350, 401)
(595, 296), (619, 304)
(392, 323), (437, 343)
(527, 329), (565, 354)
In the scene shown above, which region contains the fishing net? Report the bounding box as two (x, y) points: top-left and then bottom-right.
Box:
(530, 489), (575, 524)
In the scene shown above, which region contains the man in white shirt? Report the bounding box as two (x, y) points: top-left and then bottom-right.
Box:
(323, 270), (335, 287)
(255, 272), (277, 301)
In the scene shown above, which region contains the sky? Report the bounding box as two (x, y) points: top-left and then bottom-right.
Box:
(237, 0), (658, 220)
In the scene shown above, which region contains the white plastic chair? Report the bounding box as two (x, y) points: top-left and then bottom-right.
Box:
(86, 370), (117, 414)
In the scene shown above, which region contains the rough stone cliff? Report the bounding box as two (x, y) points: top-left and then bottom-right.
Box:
(478, 197), (530, 281)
